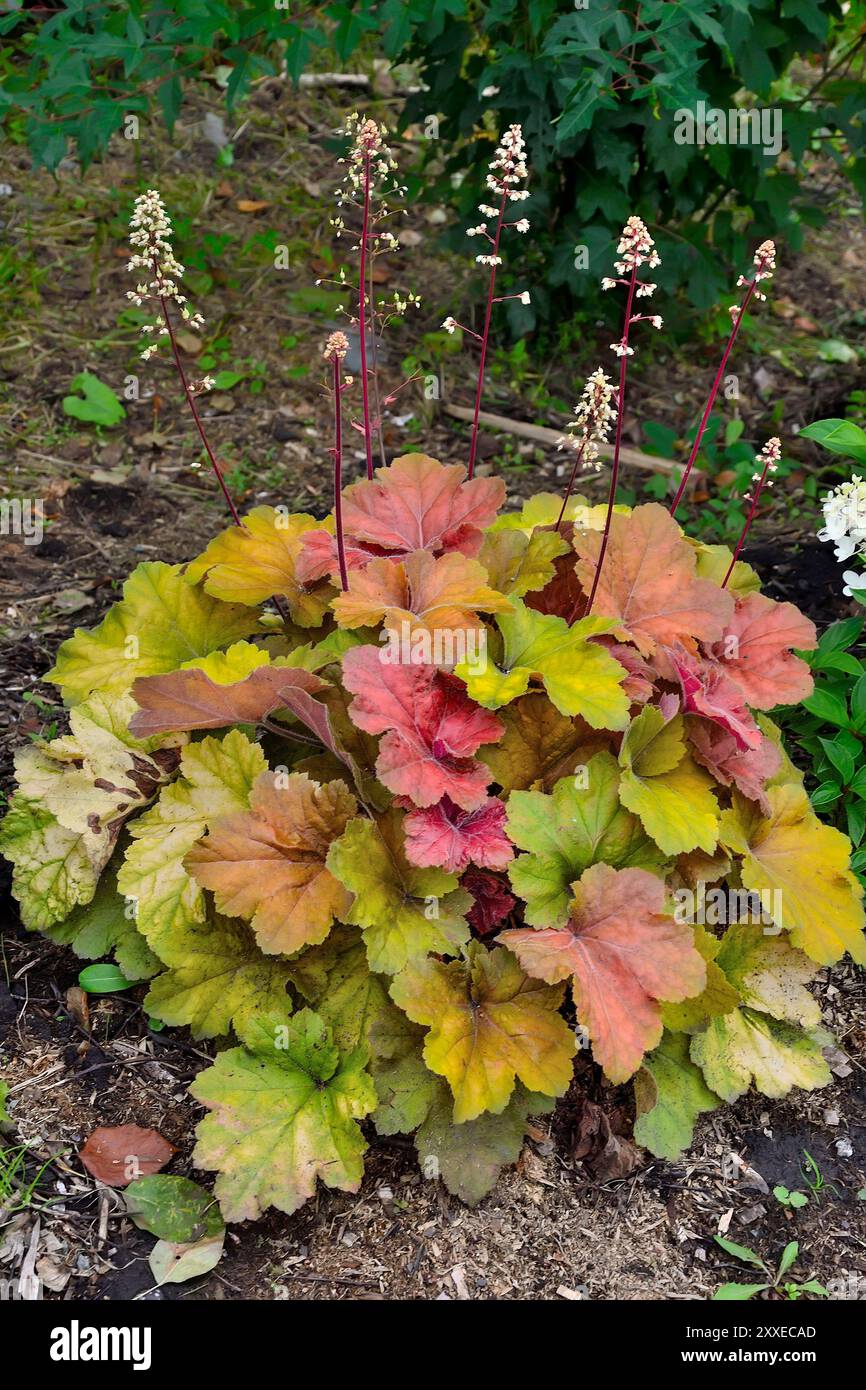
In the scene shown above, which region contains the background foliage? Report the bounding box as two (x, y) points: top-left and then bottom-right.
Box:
(3, 0), (865, 328)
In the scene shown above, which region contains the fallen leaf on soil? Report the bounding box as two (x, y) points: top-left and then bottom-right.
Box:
(79, 1124), (176, 1186)
(235, 199), (270, 214)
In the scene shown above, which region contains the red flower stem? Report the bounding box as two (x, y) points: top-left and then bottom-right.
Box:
(669, 257), (769, 519)
(721, 460), (773, 588)
(358, 147), (375, 480)
(582, 263), (638, 618)
(332, 355), (349, 592)
(467, 187), (508, 480)
(157, 288), (242, 527)
(555, 436), (589, 532)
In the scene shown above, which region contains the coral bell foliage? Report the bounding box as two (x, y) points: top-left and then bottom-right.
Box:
(3, 142), (865, 1226)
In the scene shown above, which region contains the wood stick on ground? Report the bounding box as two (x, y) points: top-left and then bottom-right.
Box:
(442, 403), (704, 487)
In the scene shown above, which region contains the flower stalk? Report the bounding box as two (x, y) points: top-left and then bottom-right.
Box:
(583, 217), (661, 617)
(721, 436), (781, 587)
(324, 332), (351, 592)
(453, 124), (530, 480)
(128, 189), (241, 526)
(555, 368), (616, 532)
(669, 240), (776, 518)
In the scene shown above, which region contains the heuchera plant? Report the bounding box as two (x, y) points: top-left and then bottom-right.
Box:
(2, 121), (865, 1223)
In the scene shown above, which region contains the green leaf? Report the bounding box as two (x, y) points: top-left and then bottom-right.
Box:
(505, 750), (667, 927)
(713, 1282), (769, 1301)
(633, 1031), (720, 1160)
(415, 1080), (553, 1206)
(715, 1235), (766, 1270)
(618, 707), (720, 856)
(62, 371), (126, 427)
(777, 1240), (799, 1277)
(799, 418), (866, 463)
(77, 963), (132, 994)
(819, 737), (855, 785)
(456, 598), (630, 730)
(326, 811), (470, 975)
(802, 688), (850, 728)
(190, 1008), (377, 1222)
(125, 1175), (224, 1242)
(48, 562), (258, 704)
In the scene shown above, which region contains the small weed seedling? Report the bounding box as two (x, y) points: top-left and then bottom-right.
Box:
(713, 1237), (828, 1301)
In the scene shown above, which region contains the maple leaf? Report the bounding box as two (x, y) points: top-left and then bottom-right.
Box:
(456, 598), (630, 729)
(479, 693), (593, 793)
(719, 786), (866, 966)
(671, 647), (762, 751)
(688, 720), (781, 814)
(118, 730), (266, 957)
(462, 867), (516, 935)
(633, 1031), (720, 1160)
(500, 862), (706, 1083)
(129, 659), (335, 749)
(690, 923), (831, 1102)
(710, 592), (817, 709)
(190, 1008), (376, 1221)
(295, 529), (386, 585)
(185, 770), (357, 956)
(415, 1079), (554, 1206)
(573, 503), (734, 656)
(337, 452), (505, 557)
(478, 527), (570, 598)
(47, 562), (257, 705)
(341, 644), (502, 810)
(402, 795), (513, 872)
(506, 751), (667, 927)
(331, 548), (512, 637)
(185, 507), (334, 626)
(326, 810), (470, 974)
(144, 907), (295, 1040)
(618, 705), (720, 856)
(390, 941), (575, 1122)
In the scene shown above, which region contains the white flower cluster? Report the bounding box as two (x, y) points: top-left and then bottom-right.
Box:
(744, 436), (781, 502)
(127, 189), (204, 364)
(604, 216), (662, 357)
(469, 123), (531, 267)
(819, 473), (866, 595)
(557, 368), (617, 471)
(337, 113), (399, 199)
(731, 239), (776, 323)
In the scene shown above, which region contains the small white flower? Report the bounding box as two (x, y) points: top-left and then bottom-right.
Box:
(520, 290), (531, 305)
(481, 85), (500, 98)
(442, 316), (458, 334)
(601, 277), (617, 291)
(514, 218), (530, 233)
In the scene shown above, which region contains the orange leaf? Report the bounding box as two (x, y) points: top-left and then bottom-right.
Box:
(332, 548), (511, 635)
(79, 1124), (176, 1187)
(185, 771), (357, 955)
(500, 862), (706, 1083)
(235, 199), (270, 214)
(574, 504), (734, 656)
(340, 453), (505, 556)
(710, 593), (816, 709)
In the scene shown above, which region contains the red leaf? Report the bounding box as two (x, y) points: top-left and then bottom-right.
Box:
(403, 795), (514, 872)
(710, 593), (816, 709)
(341, 645), (502, 810)
(462, 867), (516, 936)
(296, 530), (387, 585)
(79, 1124), (176, 1187)
(500, 862), (706, 1083)
(688, 721), (782, 814)
(340, 453), (504, 557)
(671, 646), (762, 751)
